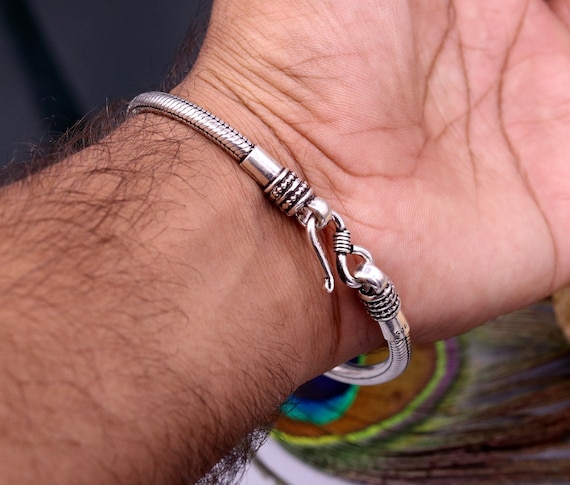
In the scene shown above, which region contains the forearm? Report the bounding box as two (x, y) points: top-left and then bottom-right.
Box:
(0, 96), (355, 482)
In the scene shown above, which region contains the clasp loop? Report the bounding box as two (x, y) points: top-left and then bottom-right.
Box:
(331, 212), (377, 290)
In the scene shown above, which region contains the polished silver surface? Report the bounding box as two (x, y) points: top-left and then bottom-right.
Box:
(305, 196), (333, 230)
(128, 91), (412, 386)
(325, 312), (411, 385)
(241, 146), (285, 187)
(303, 197), (335, 292)
(307, 215), (335, 293)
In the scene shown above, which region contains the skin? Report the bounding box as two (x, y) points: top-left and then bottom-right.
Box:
(0, 0), (569, 482)
(186, 0), (570, 341)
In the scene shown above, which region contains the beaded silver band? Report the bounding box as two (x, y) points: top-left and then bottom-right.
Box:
(127, 91), (411, 386)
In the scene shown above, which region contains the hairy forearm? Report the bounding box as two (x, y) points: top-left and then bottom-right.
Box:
(0, 105), (341, 482)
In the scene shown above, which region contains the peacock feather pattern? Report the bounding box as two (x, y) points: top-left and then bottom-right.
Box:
(258, 301), (570, 484)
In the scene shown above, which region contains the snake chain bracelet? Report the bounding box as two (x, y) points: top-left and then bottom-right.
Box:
(127, 91), (411, 386)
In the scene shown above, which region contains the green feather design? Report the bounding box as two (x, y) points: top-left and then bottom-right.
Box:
(266, 303), (570, 483)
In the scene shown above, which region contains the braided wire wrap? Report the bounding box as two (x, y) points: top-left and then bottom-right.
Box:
(360, 279), (401, 321)
(333, 229), (352, 255)
(128, 92), (254, 161)
(265, 169), (314, 217)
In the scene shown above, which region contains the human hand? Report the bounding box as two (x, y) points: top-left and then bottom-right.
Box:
(3, 4), (570, 481)
(178, 0), (570, 344)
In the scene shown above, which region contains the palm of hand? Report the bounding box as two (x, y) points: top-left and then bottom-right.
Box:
(209, 1), (570, 341)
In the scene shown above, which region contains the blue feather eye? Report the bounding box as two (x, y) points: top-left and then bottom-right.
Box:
(284, 371), (359, 425)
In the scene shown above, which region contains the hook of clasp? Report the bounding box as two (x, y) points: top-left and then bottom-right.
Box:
(306, 216), (334, 293)
(302, 197), (335, 293)
(302, 202), (378, 295)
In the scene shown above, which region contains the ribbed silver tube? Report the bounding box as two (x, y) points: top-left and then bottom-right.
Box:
(128, 92), (254, 161)
(325, 332), (411, 385)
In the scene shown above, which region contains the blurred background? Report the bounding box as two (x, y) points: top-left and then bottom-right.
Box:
(0, 0), (212, 166)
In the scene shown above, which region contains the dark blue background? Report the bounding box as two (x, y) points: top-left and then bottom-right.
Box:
(0, 0), (211, 165)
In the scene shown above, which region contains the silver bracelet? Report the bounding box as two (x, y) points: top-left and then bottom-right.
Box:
(127, 91), (411, 386)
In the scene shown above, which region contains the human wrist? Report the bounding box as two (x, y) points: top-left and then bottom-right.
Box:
(119, 109), (340, 385)
(163, 10), (390, 370)
(0, 109), (337, 483)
